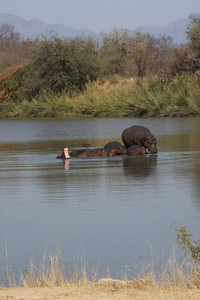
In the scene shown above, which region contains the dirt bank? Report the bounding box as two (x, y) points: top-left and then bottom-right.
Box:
(0, 279), (200, 300)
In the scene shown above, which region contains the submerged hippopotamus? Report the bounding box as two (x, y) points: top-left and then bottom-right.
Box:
(56, 147), (121, 159)
(122, 125), (158, 154)
(127, 145), (147, 156)
(103, 141), (127, 155)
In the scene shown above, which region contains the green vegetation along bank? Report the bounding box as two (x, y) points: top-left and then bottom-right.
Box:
(1, 73), (200, 118)
(0, 14), (200, 118)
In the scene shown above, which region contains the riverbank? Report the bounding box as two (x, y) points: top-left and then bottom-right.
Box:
(1, 74), (200, 118)
(1, 280), (200, 300)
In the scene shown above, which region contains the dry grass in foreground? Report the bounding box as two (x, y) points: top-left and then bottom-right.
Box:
(2, 245), (200, 300)
(0, 280), (200, 300)
(3, 226), (200, 299)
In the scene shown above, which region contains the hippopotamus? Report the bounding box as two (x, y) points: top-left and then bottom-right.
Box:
(122, 125), (158, 154)
(56, 147), (121, 159)
(127, 145), (147, 156)
(103, 141), (127, 155)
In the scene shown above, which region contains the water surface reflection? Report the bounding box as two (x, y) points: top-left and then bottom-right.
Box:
(0, 117), (200, 282)
(123, 155), (157, 178)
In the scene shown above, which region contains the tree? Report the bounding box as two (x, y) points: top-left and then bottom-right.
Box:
(169, 15), (200, 75)
(171, 45), (200, 75)
(100, 29), (175, 78)
(186, 14), (200, 54)
(0, 23), (21, 54)
(100, 29), (132, 76)
(128, 31), (162, 78)
(0, 23), (34, 72)
(152, 35), (175, 76)
(22, 36), (100, 99)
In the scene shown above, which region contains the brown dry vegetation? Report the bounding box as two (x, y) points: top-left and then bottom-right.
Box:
(1, 280), (200, 300)
(2, 243), (200, 300)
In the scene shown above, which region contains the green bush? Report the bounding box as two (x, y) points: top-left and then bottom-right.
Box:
(22, 36), (100, 100)
(172, 226), (200, 262)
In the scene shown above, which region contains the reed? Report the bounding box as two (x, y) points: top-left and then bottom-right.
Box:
(0, 73), (200, 118)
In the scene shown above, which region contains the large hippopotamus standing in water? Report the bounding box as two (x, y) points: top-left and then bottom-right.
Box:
(122, 125), (158, 154)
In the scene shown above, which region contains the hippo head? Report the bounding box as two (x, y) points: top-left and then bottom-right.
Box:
(108, 146), (126, 156)
(115, 145), (127, 155)
(144, 136), (158, 154)
(109, 148), (120, 156)
(64, 148), (71, 159)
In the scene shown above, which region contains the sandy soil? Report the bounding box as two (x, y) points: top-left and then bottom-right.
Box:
(0, 279), (200, 300)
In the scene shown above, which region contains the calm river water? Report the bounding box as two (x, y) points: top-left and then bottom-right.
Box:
(0, 117), (200, 282)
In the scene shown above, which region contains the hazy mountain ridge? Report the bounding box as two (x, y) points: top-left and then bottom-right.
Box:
(0, 12), (198, 43)
(139, 17), (190, 43)
(0, 13), (94, 39)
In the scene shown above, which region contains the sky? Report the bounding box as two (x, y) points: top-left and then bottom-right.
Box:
(0, 0), (200, 33)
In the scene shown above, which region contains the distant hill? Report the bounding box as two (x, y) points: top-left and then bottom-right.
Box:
(0, 13), (95, 39)
(0, 12), (198, 43)
(139, 17), (190, 44)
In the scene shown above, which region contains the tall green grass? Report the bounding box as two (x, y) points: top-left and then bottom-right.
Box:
(1, 73), (200, 118)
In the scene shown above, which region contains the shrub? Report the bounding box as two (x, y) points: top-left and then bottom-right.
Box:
(0, 65), (30, 103)
(22, 36), (100, 100)
(172, 226), (200, 262)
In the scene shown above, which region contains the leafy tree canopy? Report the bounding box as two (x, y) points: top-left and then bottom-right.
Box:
(186, 14), (200, 54)
(23, 36), (100, 99)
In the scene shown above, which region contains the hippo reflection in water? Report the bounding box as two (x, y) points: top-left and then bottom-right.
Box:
(123, 155), (157, 178)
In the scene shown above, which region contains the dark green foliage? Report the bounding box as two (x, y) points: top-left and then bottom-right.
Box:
(176, 96), (188, 107)
(22, 36), (100, 100)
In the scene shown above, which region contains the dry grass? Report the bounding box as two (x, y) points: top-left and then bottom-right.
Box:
(3, 243), (200, 291)
(1, 283), (200, 300)
(2, 258), (200, 300)
(2, 244), (200, 300)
